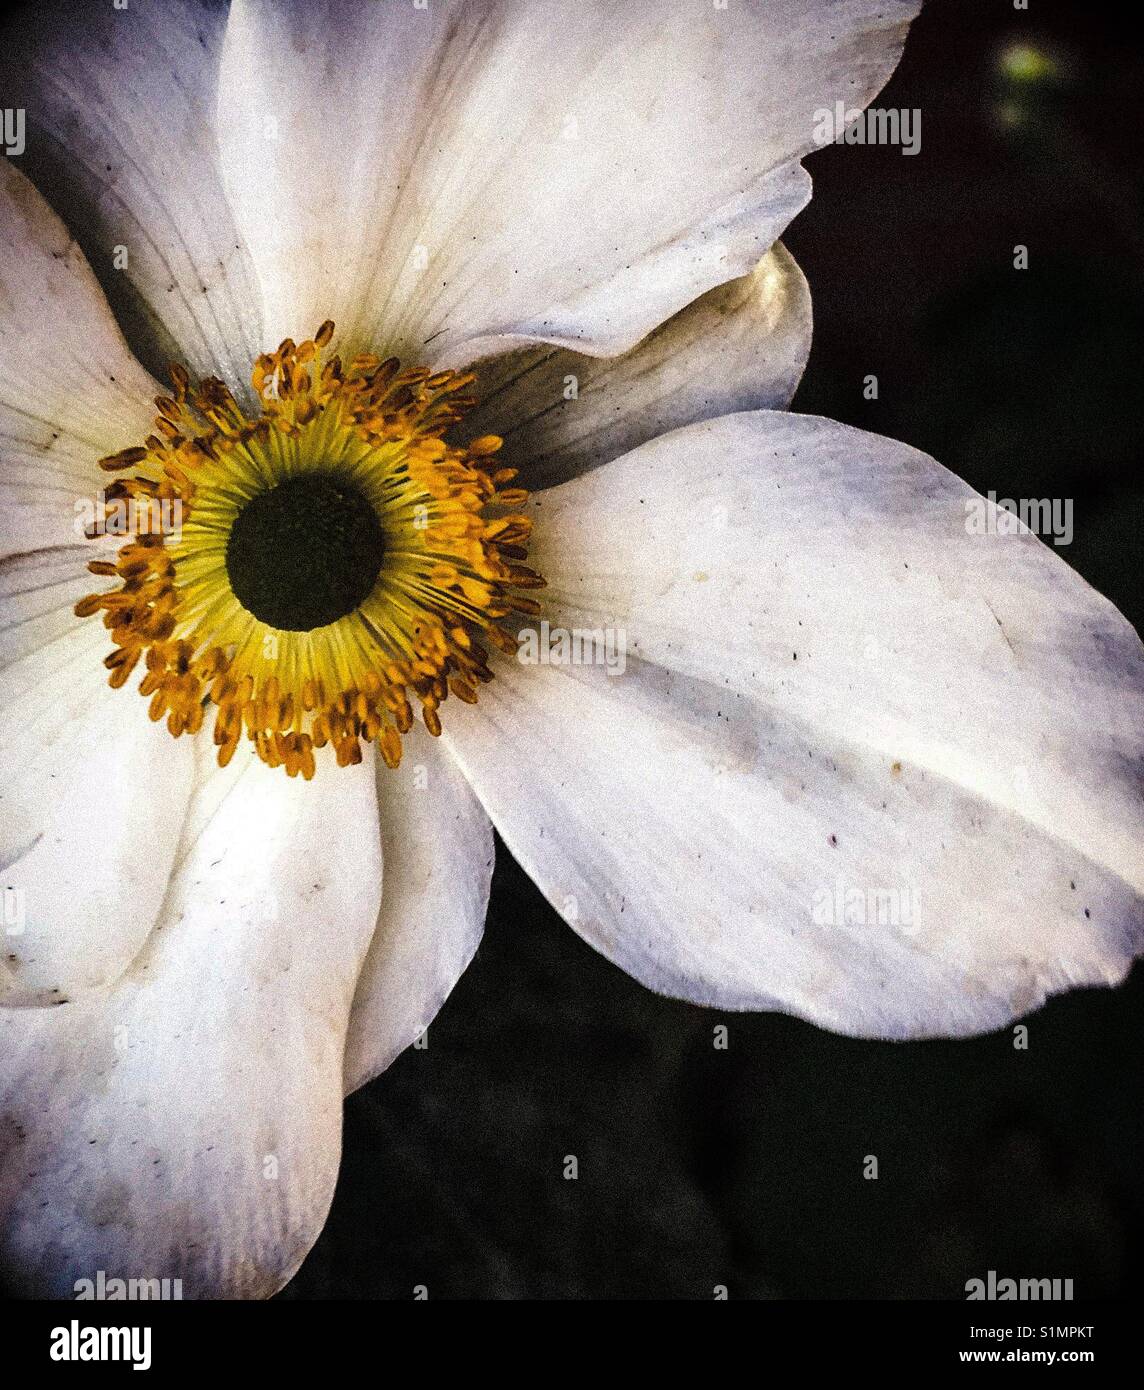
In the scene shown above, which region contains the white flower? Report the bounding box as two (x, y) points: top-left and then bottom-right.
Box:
(0, 0), (1139, 1302)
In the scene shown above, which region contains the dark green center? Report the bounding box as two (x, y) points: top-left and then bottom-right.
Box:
(225, 473), (386, 631)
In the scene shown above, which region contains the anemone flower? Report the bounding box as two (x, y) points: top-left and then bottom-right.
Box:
(1, 0), (1140, 1301)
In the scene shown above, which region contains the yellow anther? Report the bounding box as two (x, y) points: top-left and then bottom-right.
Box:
(75, 323), (543, 778)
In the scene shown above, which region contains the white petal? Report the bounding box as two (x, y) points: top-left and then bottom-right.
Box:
(0, 551), (196, 1004)
(215, 0), (916, 363)
(443, 413), (1144, 1039)
(0, 162), (163, 560)
(0, 744), (382, 1298)
(462, 246), (812, 491)
(343, 733), (492, 1095)
(1, 0), (265, 395)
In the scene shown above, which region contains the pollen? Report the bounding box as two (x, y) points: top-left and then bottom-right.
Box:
(75, 322), (544, 778)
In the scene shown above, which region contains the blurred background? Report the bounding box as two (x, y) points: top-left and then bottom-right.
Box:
(281, 0), (1143, 1300)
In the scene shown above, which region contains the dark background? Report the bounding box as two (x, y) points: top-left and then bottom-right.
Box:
(281, 0), (1144, 1300)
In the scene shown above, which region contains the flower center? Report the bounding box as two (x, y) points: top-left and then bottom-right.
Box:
(76, 322), (543, 779)
(225, 473), (387, 631)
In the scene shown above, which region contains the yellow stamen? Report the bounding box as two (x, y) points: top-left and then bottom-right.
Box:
(76, 322), (543, 779)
